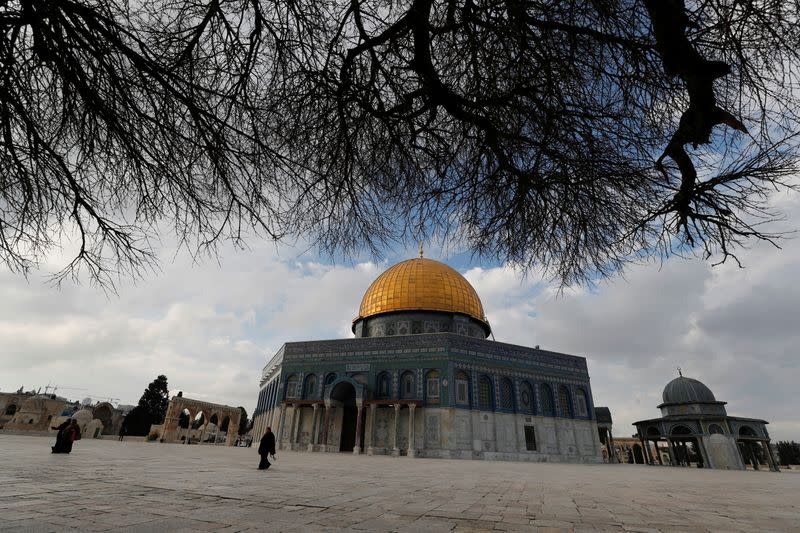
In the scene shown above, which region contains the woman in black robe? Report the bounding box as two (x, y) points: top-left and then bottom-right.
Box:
(258, 427), (276, 470)
(51, 419), (71, 453)
(61, 419), (81, 453)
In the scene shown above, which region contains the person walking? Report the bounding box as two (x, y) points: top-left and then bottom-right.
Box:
(258, 427), (276, 470)
(118, 424), (126, 441)
(51, 419), (71, 453)
(59, 419), (82, 454)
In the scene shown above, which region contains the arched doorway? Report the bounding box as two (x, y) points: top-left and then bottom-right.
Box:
(737, 426), (763, 469)
(93, 403), (114, 434)
(331, 381), (358, 452)
(670, 425), (703, 467)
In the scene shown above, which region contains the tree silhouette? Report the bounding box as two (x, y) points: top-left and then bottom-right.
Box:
(777, 441), (800, 466)
(137, 375), (169, 425)
(2, 0), (798, 286)
(237, 406), (248, 435)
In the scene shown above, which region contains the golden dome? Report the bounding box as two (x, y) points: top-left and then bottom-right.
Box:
(354, 257), (489, 328)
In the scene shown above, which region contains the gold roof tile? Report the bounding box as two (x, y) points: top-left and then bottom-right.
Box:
(354, 258), (488, 326)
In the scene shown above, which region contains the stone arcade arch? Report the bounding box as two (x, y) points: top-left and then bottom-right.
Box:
(160, 396), (241, 446)
(92, 403), (115, 434)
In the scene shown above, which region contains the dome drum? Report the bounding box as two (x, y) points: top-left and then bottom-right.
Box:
(354, 310), (489, 339)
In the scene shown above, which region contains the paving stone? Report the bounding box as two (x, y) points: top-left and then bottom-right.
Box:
(1, 434), (799, 532)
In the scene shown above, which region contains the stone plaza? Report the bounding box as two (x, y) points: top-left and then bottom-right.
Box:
(1, 435), (798, 532)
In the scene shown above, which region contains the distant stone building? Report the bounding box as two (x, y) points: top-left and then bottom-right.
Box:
(251, 255), (603, 463)
(0, 391), (128, 438)
(633, 374), (779, 471)
(0, 392), (69, 432)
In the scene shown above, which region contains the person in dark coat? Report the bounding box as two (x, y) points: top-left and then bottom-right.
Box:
(118, 424), (126, 441)
(258, 427), (276, 470)
(61, 419), (81, 454)
(51, 419), (71, 453)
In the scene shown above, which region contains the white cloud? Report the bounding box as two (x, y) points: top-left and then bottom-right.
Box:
(1, 195), (798, 441)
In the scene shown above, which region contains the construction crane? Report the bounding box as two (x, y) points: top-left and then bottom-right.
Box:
(92, 396), (121, 405)
(42, 384), (88, 396)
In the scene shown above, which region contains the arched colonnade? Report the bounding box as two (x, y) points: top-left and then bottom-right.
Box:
(161, 396), (240, 446)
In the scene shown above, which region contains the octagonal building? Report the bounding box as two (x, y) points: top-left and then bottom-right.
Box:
(251, 255), (603, 462)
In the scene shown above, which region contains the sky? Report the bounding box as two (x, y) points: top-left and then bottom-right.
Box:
(1, 191), (798, 441)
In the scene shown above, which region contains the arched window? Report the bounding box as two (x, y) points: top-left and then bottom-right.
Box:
(500, 378), (514, 411)
(304, 374), (317, 399)
(558, 386), (573, 418)
(519, 382), (534, 414)
(540, 384), (555, 416)
(4, 404), (16, 416)
(324, 373), (337, 386)
(426, 370), (440, 403)
(708, 424), (725, 435)
(671, 425), (693, 435)
(575, 388), (588, 417)
(739, 425), (757, 437)
(285, 374), (300, 399)
(376, 372), (390, 399)
(400, 371), (415, 399)
(455, 371), (470, 406)
(478, 376), (493, 410)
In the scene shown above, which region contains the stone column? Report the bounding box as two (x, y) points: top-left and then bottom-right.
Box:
(226, 419), (237, 447)
(320, 402), (332, 453)
(366, 404), (377, 455)
(407, 404), (417, 458)
(353, 402), (365, 455)
(275, 404), (287, 450)
(292, 404), (304, 447)
(603, 429), (613, 463)
(642, 439), (656, 465)
(764, 441), (779, 472)
(638, 437), (649, 464)
(666, 439), (677, 466)
(749, 442), (760, 470)
(391, 404), (401, 456)
(309, 404), (319, 451)
(654, 440), (663, 465)
(609, 433), (617, 463)
(694, 437), (710, 468)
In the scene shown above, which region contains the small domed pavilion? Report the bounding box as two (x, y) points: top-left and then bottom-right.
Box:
(251, 253), (603, 462)
(633, 372), (779, 471)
